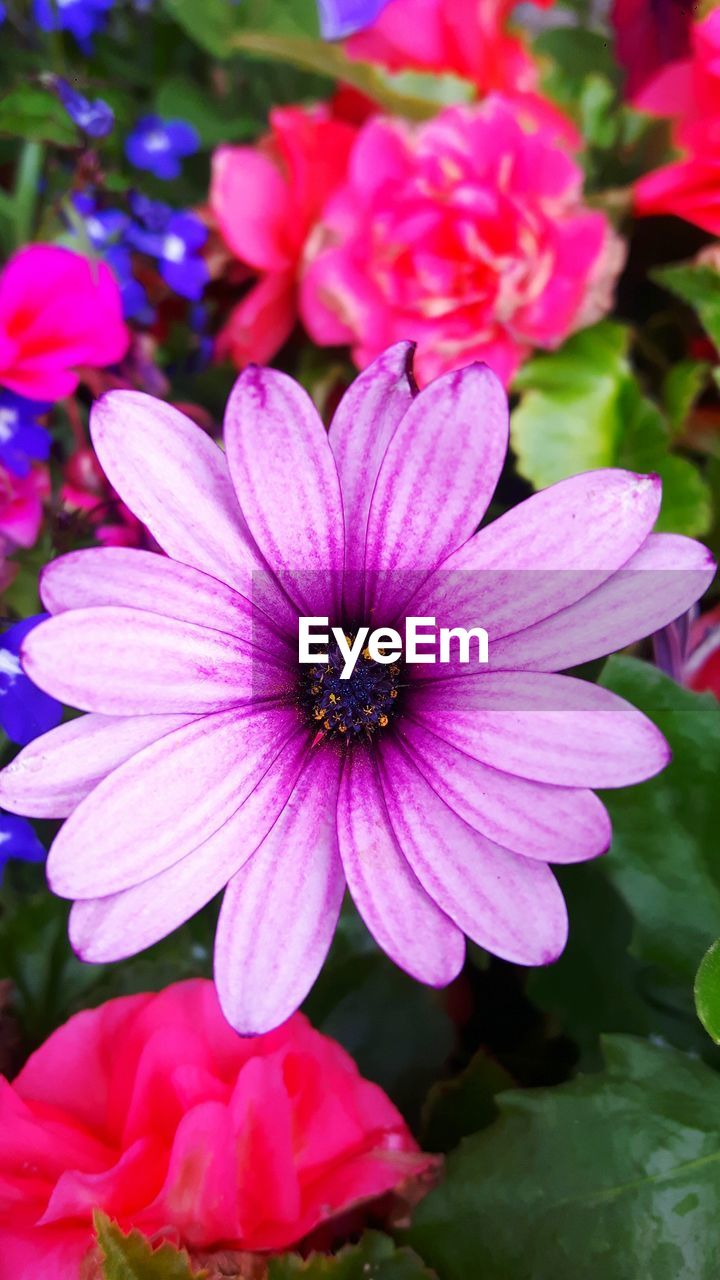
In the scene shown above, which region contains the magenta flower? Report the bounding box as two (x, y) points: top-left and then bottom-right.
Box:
(0, 345), (713, 1034)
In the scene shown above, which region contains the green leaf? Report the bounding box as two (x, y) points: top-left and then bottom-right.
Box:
(653, 261), (720, 350)
(269, 1233), (435, 1279)
(421, 1050), (513, 1153)
(600, 657), (720, 987)
(511, 322), (712, 536)
(0, 85), (76, 146)
(663, 360), (711, 436)
(528, 862), (653, 1065)
(94, 1212), (203, 1279)
(159, 0), (318, 53)
(154, 77), (256, 146)
(229, 33), (467, 118)
(652, 454), (713, 537)
(0, 888), (101, 1048)
(511, 322), (629, 484)
(695, 939), (720, 1044)
(407, 1036), (720, 1280)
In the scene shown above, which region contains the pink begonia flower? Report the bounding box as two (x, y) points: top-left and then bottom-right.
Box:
(0, 245), (129, 402)
(0, 345), (713, 1033)
(0, 979), (431, 1275)
(301, 98), (624, 386)
(634, 10), (720, 235)
(210, 107), (357, 368)
(0, 463), (49, 550)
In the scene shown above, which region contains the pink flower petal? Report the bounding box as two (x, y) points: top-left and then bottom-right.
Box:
(406, 672), (669, 787)
(378, 735), (569, 966)
(211, 146), (294, 271)
(69, 729), (310, 962)
(224, 366), (345, 618)
(492, 532), (716, 671)
(328, 343), (415, 586)
(395, 719), (611, 863)
(47, 705), (304, 899)
(408, 469), (662, 640)
(0, 711), (195, 818)
(363, 363), (508, 618)
(40, 547), (292, 657)
(214, 748), (346, 1035)
(337, 747), (465, 986)
(21, 607), (290, 715)
(90, 392), (264, 596)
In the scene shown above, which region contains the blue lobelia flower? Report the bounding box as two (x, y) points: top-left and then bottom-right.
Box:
(54, 77), (115, 139)
(0, 393), (51, 478)
(71, 194), (151, 321)
(316, 0), (391, 39)
(33, 0), (115, 51)
(125, 115), (200, 181)
(0, 617), (63, 747)
(0, 811), (45, 882)
(127, 196), (209, 301)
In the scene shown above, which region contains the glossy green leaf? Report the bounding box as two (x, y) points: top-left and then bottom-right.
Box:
(94, 1212), (203, 1279)
(408, 1036), (720, 1280)
(695, 939), (720, 1043)
(269, 1233), (435, 1279)
(511, 322), (629, 484)
(511, 323), (712, 535)
(600, 657), (720, 986)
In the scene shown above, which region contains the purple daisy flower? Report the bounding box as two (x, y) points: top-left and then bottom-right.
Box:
(317, 0), (392, 38)
(0, 346), (713, 1034)
(125, 115), (200, 181)
(33, 0), (114, 50)
(0, 616), (63, 746)
(0, 392), (51, 478)
(0, 812), (45, 882)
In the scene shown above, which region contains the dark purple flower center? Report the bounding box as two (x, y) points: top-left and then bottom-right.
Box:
(300, 633), (402, 741)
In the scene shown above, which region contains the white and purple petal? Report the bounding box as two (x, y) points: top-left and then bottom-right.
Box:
(21, 606), (291, 715)
(406, 672), (669, 788)
(68, 729), (310, 963)
(224, 366), (345, 619)
(90, 392), (263, 594)
(0, 711), (195, 818)
(337, 746), (465, 986)
(364, 362), (508, 619)
(214, 747), (346, 1035)
(394, 719), (611, 863)
(47, 704), (304, 898)
(378, 736), (568, 966)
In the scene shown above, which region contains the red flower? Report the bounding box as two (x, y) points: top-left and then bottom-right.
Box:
(0, 980), (432, 1276)
(634, 10), (720, 234)
(210, 107), (357, 368)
